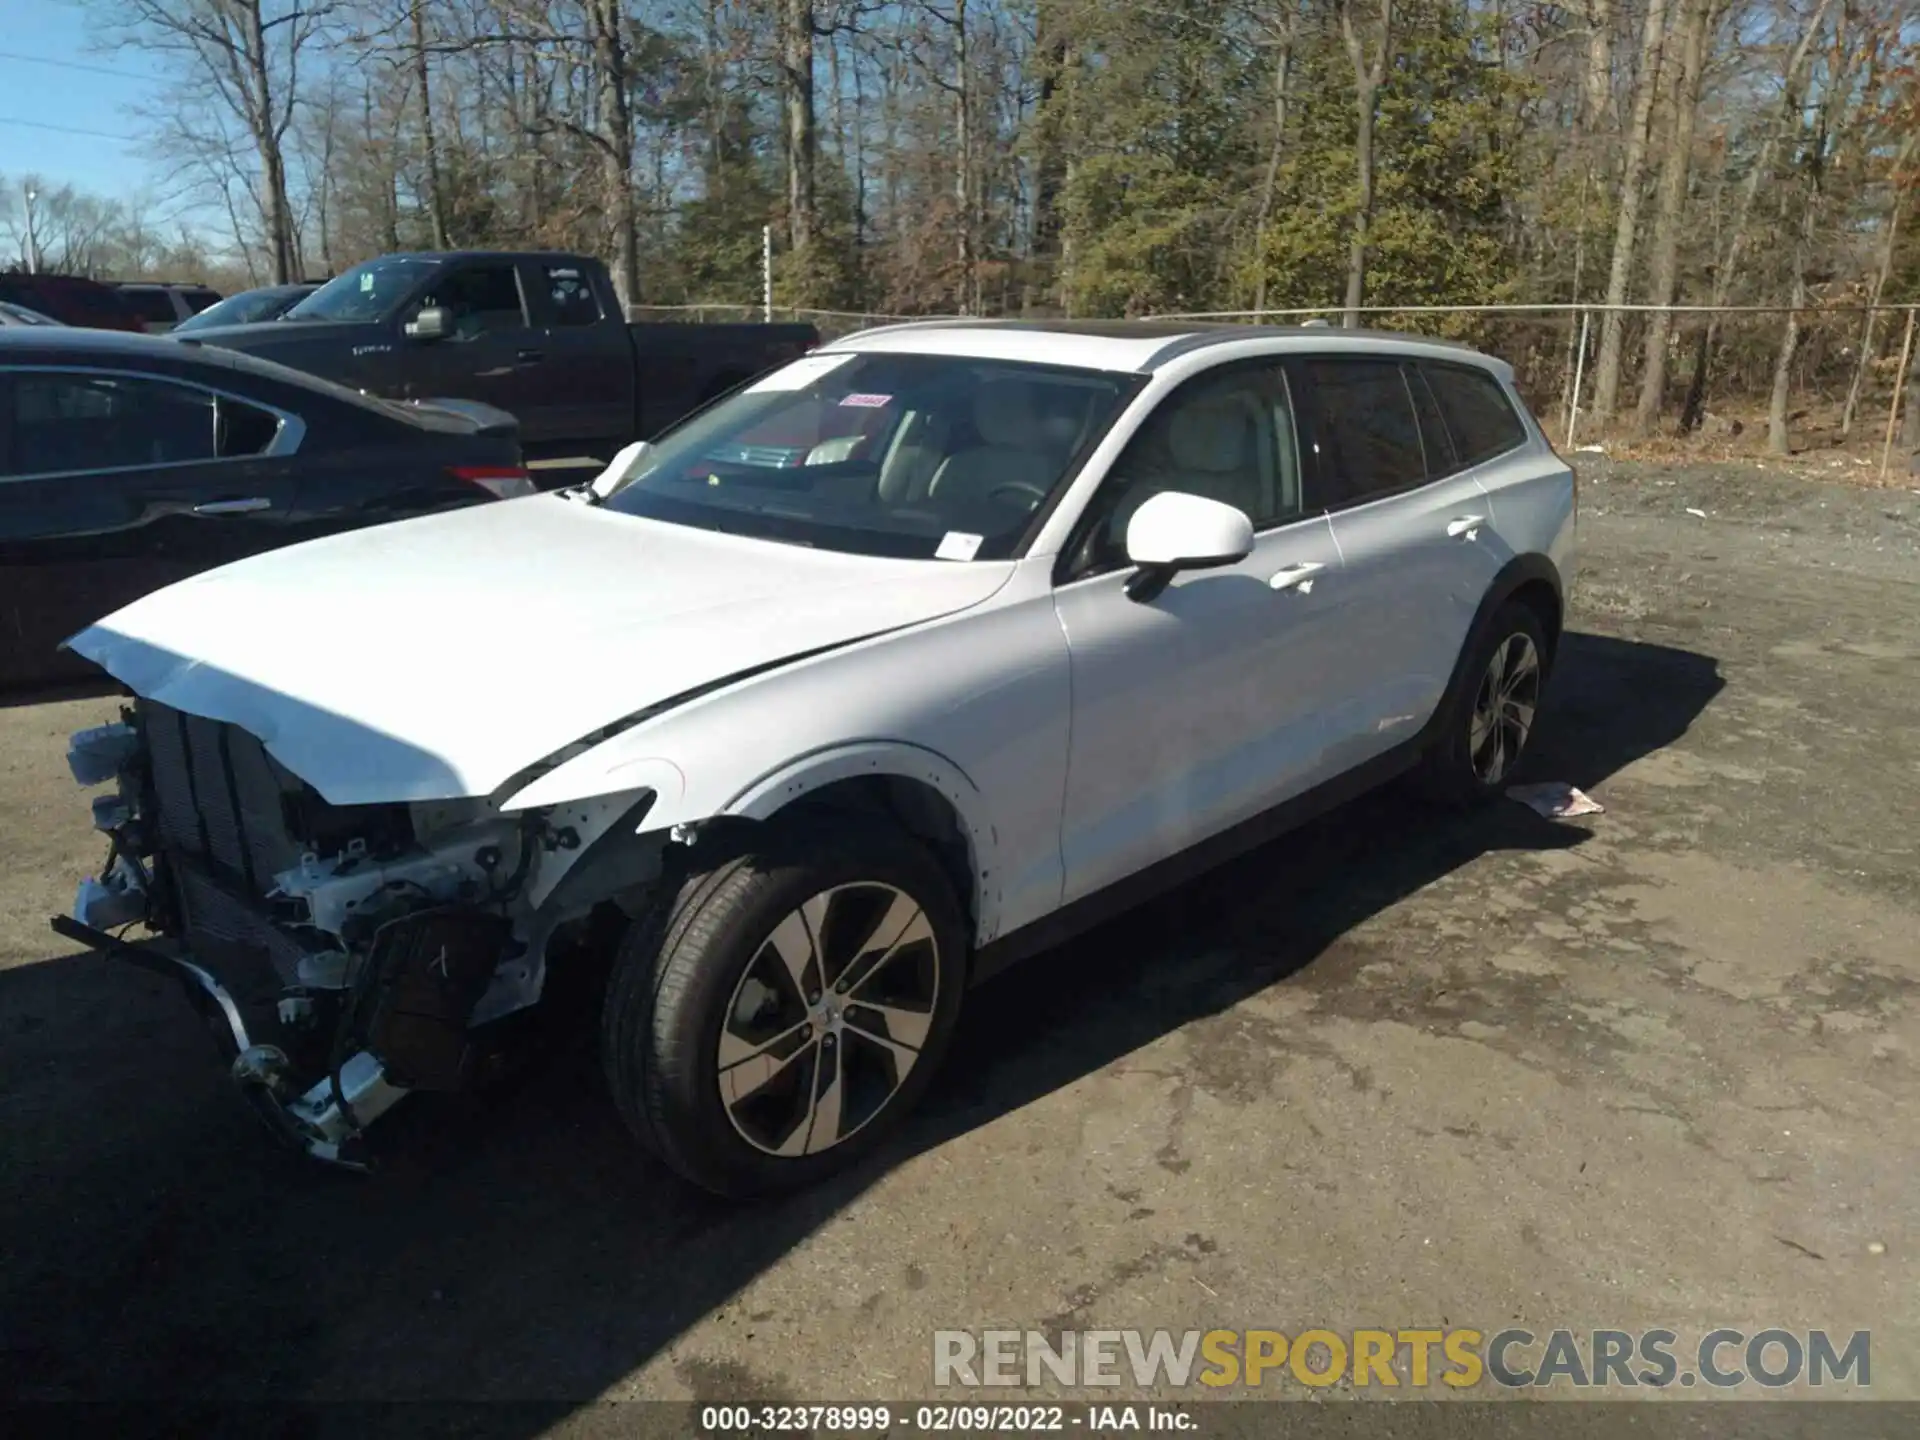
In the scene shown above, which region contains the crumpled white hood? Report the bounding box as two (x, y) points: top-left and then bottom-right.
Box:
(68, 496), (1012, 805)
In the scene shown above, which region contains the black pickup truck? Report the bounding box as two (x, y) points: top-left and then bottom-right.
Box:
(177, 251), (818, 462)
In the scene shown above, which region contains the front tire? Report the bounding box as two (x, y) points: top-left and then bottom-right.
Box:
(1413, 600), (1549, 806)
(601, 818), (967, 1197)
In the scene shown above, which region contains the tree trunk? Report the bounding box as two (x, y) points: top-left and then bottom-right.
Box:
(782, 0), (816, 260)
(1678, 0), (1833, 432)
(1591, 0), (1672, 422)
(1251, 24), (1296, 316)
(1632, 0), (1716, 434)
(954, 0), (976, 314)
(1842, 132), (1916, 435)
(1339, 0), (1393, 329)
(1582, 0), (1614, 131)
(1768, 6), (1852, 456)
(1030, 5), (1069, 279)
(589, 0), (638, 308)
(411, 1), (450, 250)
(239, 0), (295, 283)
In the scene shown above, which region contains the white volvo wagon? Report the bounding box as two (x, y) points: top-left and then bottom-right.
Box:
(58, 320), (1576, 1194)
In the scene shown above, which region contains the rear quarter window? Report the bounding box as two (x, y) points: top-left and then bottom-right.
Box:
(1423, 363), (1528, 468)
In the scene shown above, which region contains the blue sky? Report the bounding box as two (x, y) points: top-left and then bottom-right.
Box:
(0, 1), (179, 200)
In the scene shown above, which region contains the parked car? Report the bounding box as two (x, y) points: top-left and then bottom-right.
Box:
(56, 320), (1574, 1192)
(1, 327), (533, 696)
(174, 282), (321, 334)
(177, 250), (818, 460)
(113, 280), (225, 333)
(0, 273), (143, 331)
(0, 301), (63, 327)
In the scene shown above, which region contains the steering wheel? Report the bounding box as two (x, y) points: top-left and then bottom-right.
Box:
(989, 481), (1048, 511)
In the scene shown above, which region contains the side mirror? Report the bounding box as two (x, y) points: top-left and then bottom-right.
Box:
(405, 304), (450, 341)
(588, 439), (655, 500)
(1122, 491), (1254, 602)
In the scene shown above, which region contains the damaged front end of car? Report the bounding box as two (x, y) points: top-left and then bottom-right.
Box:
(54, 701), (668, 1169)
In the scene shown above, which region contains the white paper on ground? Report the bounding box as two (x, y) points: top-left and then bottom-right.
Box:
(1507, 782), (1605, 819)
(746, 352), (855, 393)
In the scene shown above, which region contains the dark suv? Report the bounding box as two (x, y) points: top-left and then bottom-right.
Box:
(0, 274), (143, 332)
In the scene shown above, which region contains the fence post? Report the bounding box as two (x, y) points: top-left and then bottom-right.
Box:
(1883, 306), (1917, 482)
(1565, 308), (1591, 452)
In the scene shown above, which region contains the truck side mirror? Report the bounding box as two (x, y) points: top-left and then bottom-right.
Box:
(405, 305), (450, 341)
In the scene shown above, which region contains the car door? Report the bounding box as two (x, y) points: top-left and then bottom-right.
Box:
(1052, 359), (1361, 905)
(0, 367), (302, 693)
(397, 261), (554, 440)
(1420, 359), (1571, 565)
(521, 258), (631, 453)
(1296, 354), (1506, 760)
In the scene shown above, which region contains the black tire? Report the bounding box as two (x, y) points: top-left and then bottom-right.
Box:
(601, 817), (967, 1198)
(1412, 600), (1550, 807)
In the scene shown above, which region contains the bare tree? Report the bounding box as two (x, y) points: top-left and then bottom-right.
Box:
(101, 0), (333, 284)
(1632, 0), (1722, 433)
(1590, 0), (1672, 422)
(782, 0), (817, 260)
(1338, 0), (1394, 328)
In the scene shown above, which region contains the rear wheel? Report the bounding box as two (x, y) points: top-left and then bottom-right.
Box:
(1413, 600), (1549, 806)
(601, 818), (966, 1197)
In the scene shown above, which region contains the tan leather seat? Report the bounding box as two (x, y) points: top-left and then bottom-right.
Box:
(926, 380), (1060, 510)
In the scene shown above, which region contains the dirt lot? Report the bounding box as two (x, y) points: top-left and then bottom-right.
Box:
(2, 459), (1917, 1421)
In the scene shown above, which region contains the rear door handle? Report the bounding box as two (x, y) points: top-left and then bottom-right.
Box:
(191, 497), (272, 515)
(1446, 514), (1486, 539)
(1268, 560), (1325, 593)
(516, 348), (546, 364)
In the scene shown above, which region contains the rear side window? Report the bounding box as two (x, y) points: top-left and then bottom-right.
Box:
(183, 288), (223, 313)
(1300, 357), (1426, 506)
(9, 373), (216, 475)
(542, 264), (603, 326)
(1424, 363), (1527, 468)
(119, 289), (180, 324)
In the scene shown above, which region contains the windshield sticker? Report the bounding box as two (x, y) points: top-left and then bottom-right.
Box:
(359, 272), (375, 292)
(935, 531), (984, 562)
(838, 392), (892, 408)
(747, 353), (855, 393)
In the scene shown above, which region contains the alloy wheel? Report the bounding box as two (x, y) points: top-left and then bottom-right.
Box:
(1469, 632), (1541, 785)
(716, 882), (941, 1158)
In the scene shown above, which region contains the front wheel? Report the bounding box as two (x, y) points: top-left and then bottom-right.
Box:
(601, 818), (967, 1197)
(1412, 601), (1549, 806)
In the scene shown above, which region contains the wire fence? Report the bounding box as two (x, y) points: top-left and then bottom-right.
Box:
(628, 300), (1920, 478)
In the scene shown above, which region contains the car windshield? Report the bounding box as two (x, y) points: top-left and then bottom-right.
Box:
(177, 287), (303, 331)
(601, 352), (1138, 560)
(282, 258), (438, 323)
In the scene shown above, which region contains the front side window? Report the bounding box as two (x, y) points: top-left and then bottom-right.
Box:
(542, 264), (603, 326)
(283, 257), (440, 323)
(601, 352), (1137, 560)
(419, 265), (527, 337)
(1067, 364), (1305, 579)
(8, 373), (217, 476)
(1301, 357), (1427, 506)
(1423, 363), (1528, 468)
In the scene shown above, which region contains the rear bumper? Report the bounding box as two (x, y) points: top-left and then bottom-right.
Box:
(51, 913), (406, 1170)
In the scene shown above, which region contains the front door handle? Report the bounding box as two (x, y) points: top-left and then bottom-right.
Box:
(1269, 560), (1325, 593)
(1446, 514), (1486, 539)
(516, 348), (546, 364)
(191, 497), (272, 516)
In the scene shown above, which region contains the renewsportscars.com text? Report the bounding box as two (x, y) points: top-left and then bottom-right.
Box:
(932, 1328), (1871, 1391)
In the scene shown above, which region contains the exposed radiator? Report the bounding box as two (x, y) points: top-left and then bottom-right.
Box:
(141, 701), (312, 989)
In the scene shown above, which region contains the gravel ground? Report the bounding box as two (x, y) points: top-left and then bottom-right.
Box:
(1, 459), (1916, 1424)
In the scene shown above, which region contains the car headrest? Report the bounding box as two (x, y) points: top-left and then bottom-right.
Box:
(1167, 395), (1251, 474)
(972, 381), (1043, 449)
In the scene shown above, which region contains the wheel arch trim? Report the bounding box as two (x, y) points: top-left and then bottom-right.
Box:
(717, 741), (1004, 944)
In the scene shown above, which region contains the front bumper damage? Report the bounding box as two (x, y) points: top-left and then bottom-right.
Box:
(52, 913), (405, 1168)
(55, 708), (665, 1170)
